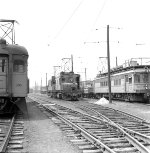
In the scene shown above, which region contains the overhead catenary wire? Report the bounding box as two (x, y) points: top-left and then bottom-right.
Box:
(53, 0), (84, 41)
(92, 0), (109, 29)
(84, 0), (109, 44)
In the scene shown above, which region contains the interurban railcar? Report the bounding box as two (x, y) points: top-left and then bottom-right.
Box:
(94, 59), (150, 102)
(0, 38), (29, 112)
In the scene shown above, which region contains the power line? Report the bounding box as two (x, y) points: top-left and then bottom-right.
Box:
(84, 0), (109, 44)
(53, 0), (84, 40)
(92, 0), (109, 29)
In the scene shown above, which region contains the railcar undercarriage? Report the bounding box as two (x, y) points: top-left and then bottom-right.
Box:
(0, 97), (28, 115)
(95, 92), (150, 103)
(0, 97), (15, 113)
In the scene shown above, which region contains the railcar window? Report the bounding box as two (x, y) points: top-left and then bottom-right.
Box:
(0, 59), (6, 72)
(13, 60), (25, 72)
(134, 74), (140, 83)
(119, 79), (121, 85)
(114, 80), (119, 86)
(61, 77), (65, 82)
(129, 77), (132, 84)
(142, 73), (148, 83)
(125, 76), (129, 82)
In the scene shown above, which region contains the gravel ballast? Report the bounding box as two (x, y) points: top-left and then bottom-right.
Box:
(23, 98), (81, 153)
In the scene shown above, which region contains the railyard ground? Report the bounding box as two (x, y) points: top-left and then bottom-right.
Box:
(22, 94), (150, 152)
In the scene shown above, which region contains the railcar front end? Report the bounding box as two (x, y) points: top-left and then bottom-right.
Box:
(48, 71), (82, 100)
(0, 38), (29, 112)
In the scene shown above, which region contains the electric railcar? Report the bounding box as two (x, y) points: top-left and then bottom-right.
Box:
(48, 71), (82, 100)
(94, 59), (150, 102)
(0, 38), (29, 112)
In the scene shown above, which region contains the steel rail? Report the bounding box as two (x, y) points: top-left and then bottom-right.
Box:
(40, 103), (117, 153)
(79, 104), (150, 151)
(29, 95), (150, 152)
(85, 113), (150, 153)
(93, 103), (150, 126)
(34, 98), (150, 153)
(0, 114), (15, 152)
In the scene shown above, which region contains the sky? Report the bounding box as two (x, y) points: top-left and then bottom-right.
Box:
(0, 0), (150, 87)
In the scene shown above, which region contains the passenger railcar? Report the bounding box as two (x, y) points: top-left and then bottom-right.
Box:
(94, 59), (150, 102)
(0, 38), (29, 112)
(48, 71), (82, 100)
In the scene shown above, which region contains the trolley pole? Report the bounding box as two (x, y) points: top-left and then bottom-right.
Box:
(107, 25), (112, 103)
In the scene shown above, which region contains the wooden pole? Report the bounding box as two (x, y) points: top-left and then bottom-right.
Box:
(71, 54), (74, 72)
(107, 25), (112, 103)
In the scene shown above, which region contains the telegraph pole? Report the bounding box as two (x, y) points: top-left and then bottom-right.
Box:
(107, 25), (112, 103)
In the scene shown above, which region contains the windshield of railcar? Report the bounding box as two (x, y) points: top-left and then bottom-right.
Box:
(13, 60), (25, 73)
(134, 73), (149, 83)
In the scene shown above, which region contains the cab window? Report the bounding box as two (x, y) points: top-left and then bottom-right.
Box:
(141, 73), (148, 83)
(13, 60), (25, 72)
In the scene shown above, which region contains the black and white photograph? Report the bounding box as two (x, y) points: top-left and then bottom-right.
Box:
(0, 0), (150, 152)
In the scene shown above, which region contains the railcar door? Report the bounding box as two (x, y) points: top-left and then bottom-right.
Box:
(0, 56), (8, 95)
(12, 55), (28, 97)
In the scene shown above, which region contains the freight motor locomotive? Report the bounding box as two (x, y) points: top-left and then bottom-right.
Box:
(0, 38), (29, 112)
(48, 71), (82, 100)
(93, 59), (150, 102)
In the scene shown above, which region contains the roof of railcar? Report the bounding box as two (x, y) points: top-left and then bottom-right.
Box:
(96, 65), (150, 78)
(0, 39), (28, 56)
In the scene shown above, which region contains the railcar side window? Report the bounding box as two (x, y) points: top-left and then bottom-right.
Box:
(125, 75), (129, 82)
(134, 74), (140, 83)
(13, 60), (25, 72)
(0, 59), (6, 72)
(129, 77), (132, 84)
(142, 73), (148, 83)
(61, 77), (65, 82)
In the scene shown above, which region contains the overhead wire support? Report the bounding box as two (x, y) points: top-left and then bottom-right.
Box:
(0, 19), (19, 44)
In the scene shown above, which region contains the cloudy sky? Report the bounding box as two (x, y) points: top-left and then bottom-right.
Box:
(0, 0), (150, 87)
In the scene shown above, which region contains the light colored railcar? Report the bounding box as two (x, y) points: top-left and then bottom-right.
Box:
(94, 59), (150, 102)
(48, 71), (82, 100)
(0, 38), (29, 112)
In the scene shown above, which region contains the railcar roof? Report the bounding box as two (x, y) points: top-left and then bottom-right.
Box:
(96, 65), (150, 78)
(0, 44), (28, 56)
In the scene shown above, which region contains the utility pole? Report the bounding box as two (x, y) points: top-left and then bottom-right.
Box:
(116, 57), (118, 67)
(41, 78), (42, 93)
(85, 68), (87, 82)
(46, 73), (48, 94)
(35, 81), (37, 93)
(71, 54), (74, 72)
(107, 25), (112, 103)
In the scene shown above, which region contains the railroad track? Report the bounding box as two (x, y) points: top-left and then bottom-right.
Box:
(77, 102), (150, 140)
(0, 112), (24, 153)
(29, 95), (150, 153)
